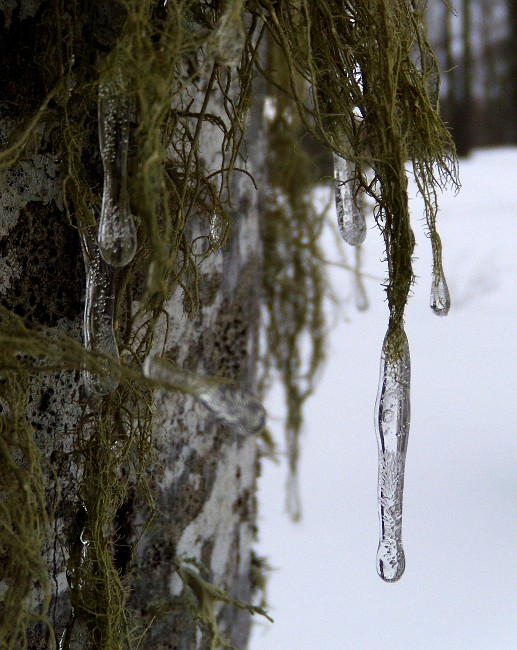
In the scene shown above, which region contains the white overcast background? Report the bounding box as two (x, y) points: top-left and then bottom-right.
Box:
(250, 148), (517, 650)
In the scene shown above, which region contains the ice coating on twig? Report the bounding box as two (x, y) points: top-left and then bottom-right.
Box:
(97, 79), (137, 267)
(333, 152), (366, 246)
(80, 227), (120, 396)
(374, 329), (411, 582)
(143, 355), (266, 436)
(212, 2), (245, 67)
(430, 267), (450, 316)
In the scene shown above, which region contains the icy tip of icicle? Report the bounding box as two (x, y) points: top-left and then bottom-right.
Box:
(98, 207), (137, 268)
(430, 269), (450, 316)
(143, 355), (266, 436)
(377, 539), (406, 582)
(212, 7), (245, 66)
(333, 153), (366, 246)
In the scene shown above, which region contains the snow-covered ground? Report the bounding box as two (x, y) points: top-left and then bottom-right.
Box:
(250, 148), (517, 650)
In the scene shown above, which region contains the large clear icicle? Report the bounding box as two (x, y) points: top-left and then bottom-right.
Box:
(333, 152), (366, 246)
(212, 1), (246, 67)
(143, 355), (266, 436)
(374, 328), (411, 582)
(80, 226), (120, 396)
(97, 79), (137, 268)
(430, 266), (450, 316)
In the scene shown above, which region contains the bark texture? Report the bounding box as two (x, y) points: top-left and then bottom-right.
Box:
(0, 2), (265, 648)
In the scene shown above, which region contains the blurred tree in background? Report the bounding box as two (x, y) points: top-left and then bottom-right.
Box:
(427, 0), (517, 154)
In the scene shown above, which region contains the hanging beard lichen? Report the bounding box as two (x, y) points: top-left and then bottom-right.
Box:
(0, 0), (457, 646)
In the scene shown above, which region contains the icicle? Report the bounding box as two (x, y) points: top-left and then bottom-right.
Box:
(212, 1), (245, 67)
(143, 355), (266, 436)
(333, 152), (366, 246)
(97, 79), (137, 268)
(429, 232), (450, 316)
(354, 246), (369, 312)
(430, 266), (450, 316)
(209, 211), (229, 249)
(374, 328), (411, 582)
(80, 226), (120, 396)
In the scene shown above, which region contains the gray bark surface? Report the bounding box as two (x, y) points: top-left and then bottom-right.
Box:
(0, 2), (265, 648)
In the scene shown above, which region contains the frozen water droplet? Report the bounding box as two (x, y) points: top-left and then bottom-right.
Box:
(209, 211), (228, 249)
(143, 355), (266, 436)
(98, 80), (137, 267)
(333, 152), (366, 246)
(430, 268), (450, 316)
(375, 329), (411, 582)
(212, 4), (245, 66)
(80, 227), (120, 396)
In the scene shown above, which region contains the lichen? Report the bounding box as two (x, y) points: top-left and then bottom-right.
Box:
(0, 1), (457, 647)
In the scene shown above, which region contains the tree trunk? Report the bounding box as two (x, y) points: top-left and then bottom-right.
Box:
(0, 2), (265, 648)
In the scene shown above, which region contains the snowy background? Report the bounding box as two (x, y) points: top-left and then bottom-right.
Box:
(250, 148), (517, 650)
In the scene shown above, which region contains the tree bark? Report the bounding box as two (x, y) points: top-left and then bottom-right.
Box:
(0, 2), (265, 648)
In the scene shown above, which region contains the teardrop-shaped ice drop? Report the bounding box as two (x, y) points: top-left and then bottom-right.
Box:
(333, 152), (366, 246)
(374, 328), (411, 582)
(209, 211), (229, 249)
(430, 268), (450, 316)
(98, 80), (137, 267)
(143, 355), (266, 436)
(80, 226), (120, 396)
(212, 3), (245, 67)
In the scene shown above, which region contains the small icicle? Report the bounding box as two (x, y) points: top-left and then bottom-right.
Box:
(375, 328), (411, 582)
(80, 226), (120, 396)
(212, 1), (245, 67)
(430, 266), (450, 316)
(143, 355), (266, 436)
(209, 211), (230, 249)
(333, 152), (366, 246)
(97, 78), (137, 268)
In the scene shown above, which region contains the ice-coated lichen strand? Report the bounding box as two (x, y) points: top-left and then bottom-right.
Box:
(375, 328), (411, 582)
(97, 80), (137, 268)
(143, 355), (266, 436)
(80, 226), (120, 396)
(333, 152), (366, 246)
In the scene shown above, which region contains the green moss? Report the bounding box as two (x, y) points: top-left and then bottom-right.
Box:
(0, 1), (457, 647)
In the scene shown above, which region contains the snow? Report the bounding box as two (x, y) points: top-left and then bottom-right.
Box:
(251, 148), (517, 649)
